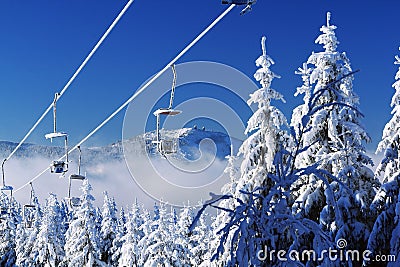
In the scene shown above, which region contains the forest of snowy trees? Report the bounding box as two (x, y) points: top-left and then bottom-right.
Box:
(0, 179), (212, 266)
(1, 12), (400, 267)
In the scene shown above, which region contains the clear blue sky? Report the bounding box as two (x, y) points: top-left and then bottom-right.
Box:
(0, 0), (398, 152)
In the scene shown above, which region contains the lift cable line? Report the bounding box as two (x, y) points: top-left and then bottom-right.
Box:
(13, 4), (236, 194)
(4, 0), (135, 163)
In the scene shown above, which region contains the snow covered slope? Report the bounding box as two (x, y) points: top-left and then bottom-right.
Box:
(124, 128), (234, 161)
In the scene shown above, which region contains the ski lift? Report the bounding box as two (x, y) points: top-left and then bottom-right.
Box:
(0, 159), (13, 221)
(222, 0), (256, 15)
(66, 146), (85, 208)
(152, 65), (181, 155)
(45, 93), (69, 174)
(1, 159), (13, 201)
(23, 182), (36, 228)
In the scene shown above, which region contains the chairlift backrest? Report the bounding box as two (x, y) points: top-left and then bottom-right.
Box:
(161, 140), (176, 154)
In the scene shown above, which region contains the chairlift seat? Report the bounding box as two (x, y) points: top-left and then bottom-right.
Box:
(45, 132), (68, 139)
(1, 185), (13, 191)
(23, 204), (35, 208)
(153, 109), (181, 116)
(70, 174), (85, 180)
(51, 161), (67, 173)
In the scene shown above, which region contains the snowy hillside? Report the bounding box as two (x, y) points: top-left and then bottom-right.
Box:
(123, 127), (234, 161)
(0, 128), (234, 164)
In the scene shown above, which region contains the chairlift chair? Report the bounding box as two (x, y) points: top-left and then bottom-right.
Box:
(45, 93), (69, 174)
(0, 207), (7, 217)
(1, 159), (13, 200)
(66, 146), (85, 208)
(0, 207), (9, 222)
(152, 65), (181, 155)
(222, 0), (255, 14)
(23, 182), (36, 228)
(0, 159), (13, 221)
(222, 0), (253, 4)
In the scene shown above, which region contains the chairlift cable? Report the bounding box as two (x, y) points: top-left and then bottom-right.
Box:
(5, 0), (135, 162)
(13, 4), (236, 194)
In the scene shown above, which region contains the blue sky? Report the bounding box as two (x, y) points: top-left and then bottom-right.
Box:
(0, 0), (399, 152)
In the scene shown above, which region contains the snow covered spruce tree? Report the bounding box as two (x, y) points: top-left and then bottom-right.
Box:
(62, 179), (103, 266)
(100, 191), (119, 265)
(0, 194), (20, 266)
(15, 192), (42, 266)
(290, 12), (379, 258)
(174, 206), (194, 266)
(367, 49), (400, 266)
(208, 36), (294, 266)
(139, 202), (191, 266)
(111, 206), (127, 264)
(119, 200), (145, 266)
(31, 193), (66, 266)
(190, 207), (212, 266)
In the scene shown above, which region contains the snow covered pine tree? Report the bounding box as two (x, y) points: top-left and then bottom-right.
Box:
(368, 48), (400, 267)
(206, 36), (296, 266)
(0, 193), (19, 266)
(62, 179), (103, 266)
(290, 12), (379, 266)
(119, 200), (145, 266)
(31, 194), (66, 266)
(100, 191), (119, 265)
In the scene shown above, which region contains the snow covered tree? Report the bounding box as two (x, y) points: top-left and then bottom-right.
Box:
(0, 195), (19, 267)
(137, 208), (152, 265)
(208, 36), (292, 266)
(290, 13), (379, 261)
(236, 35), (288, 199)
(15, 222), (28, 266)
(100, 191), (119, 265)
(62, 179), (103, 266)
(367, 49), (400, 266)
(375, 50), (400, 182)
(15, 192), (42, 266)
(139, 202), (189, 266)
(31, 193), (65, 266)
(139, 202), (170, 266)
(194, 32), (375, 267)
(111, 206), (126, 264)
(172, 206), (193, 266)
(95, 206), (103, 236)
(188, 206), (211, 266)
(119, 200), (145, 267)
(118, 206), (127, 235)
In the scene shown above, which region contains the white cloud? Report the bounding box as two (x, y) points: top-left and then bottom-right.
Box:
(7, 153), (230, 210)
